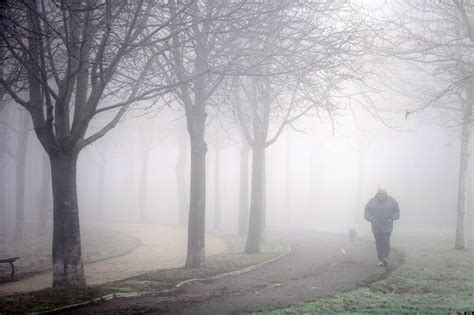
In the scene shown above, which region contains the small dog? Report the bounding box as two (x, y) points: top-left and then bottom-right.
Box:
(348, 227), (357, 242)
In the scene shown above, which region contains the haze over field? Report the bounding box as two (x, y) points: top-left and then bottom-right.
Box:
(1, 75), (467, 239)
(0, 1), (472, 313)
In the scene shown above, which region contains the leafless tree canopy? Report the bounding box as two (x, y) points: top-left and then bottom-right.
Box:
(0, 0), (472, 290)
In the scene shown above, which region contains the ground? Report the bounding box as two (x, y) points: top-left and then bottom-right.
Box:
(71, 229), (397, 314)
(1, 226), (471, 314)
(0, 224), (284, 313)
(262, 236), (473, 314)
(0, 222), (140, 282)
(0, 222), (227, 295)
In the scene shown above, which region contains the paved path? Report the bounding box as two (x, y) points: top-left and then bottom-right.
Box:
(73, 230), (400, 314)
(0, 223), (227, 296)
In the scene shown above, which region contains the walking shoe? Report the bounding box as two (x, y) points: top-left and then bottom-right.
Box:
(378, 261), (383, 266)
(382, 258), (389, 267)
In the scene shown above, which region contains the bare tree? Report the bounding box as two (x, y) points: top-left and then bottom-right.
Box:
(37, 150), (51, 236)
(234, 75), (308, 253)
(0, 0), (186, 286)
(468, 136), (474, 242)
(136, 116), (172, 223)
(232, 0), (370, 253)
(238, 130), (250, 235)
(176, 118), (189, 225)
(166, 0), (272, 267)
(206, 117), (235, 231)
(14, 110), (29, 241)
(0, 101), (13, 240)
(212, 132), (224, 230)
(0, 3), (9, 237)
(379, 0), (474, 249)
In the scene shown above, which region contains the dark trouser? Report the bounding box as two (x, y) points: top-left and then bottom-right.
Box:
(373, 232), (391, 261)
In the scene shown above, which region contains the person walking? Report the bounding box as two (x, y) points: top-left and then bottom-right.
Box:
(364, 187), (400, 266)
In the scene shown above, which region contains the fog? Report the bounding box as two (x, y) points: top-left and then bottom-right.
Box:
(0, 93), (467, 237)
(0, 1), (472, 310)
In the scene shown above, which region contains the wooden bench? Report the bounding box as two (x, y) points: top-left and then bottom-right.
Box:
(0, 257), (19, 281)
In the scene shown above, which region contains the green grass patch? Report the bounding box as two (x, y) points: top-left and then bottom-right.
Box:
(260, 238), (473, 314)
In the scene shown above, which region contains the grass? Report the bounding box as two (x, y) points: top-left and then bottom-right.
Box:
(259, 237), (474, 315)
(98, 236), (287, 294)
(0, 224), (140, 281)
(0, 286), (112, 314)
(0, 236), (287, 313)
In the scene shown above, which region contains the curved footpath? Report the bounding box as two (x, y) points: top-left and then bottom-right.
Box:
(72, 229), (401, 314)
(0, 223), (227, 296)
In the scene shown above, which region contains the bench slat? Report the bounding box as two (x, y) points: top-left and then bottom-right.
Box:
(0, 257), (19, 263)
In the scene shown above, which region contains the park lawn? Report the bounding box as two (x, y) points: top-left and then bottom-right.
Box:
(0, 236), (287, 313)
(261, 237), (473, 314)
(0, 286), (112, 313)
(0, 224), (140, 281)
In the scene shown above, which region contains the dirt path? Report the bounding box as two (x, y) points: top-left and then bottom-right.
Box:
(0, 223), (227, 296)
(72, 230), (401, 314)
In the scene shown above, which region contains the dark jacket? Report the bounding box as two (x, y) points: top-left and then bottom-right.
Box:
(364, 194), (400, 234)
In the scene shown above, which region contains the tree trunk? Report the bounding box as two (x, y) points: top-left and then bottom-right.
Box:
(238, 143), (250, 235)
(185, 110), (207, 268)
(467, 141), (473, 242)
(176, 126), (188, 225)
(0, 169), (4, 241)
(261, 149), (266, 242)
(38, 152), (51, 236)
(15, 111), (29, 241)
(96, 156), (106, 221)
(50, 151), (85, 287)
(464, 81), (474, 244)
(213, 146), (221, 230)
(139, 150), (149, 223)
(0, 106), (10, 239)
(455, 102), (471, 250)
(244, 145), (265, 254)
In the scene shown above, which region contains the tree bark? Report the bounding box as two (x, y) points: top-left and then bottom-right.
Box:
(176, 126), (188, 225)
(238, 143), (250, 235)
(50, 151), (85, 287)
(0, 105), (10, 239)
(467, 140), (473, 242)
(185, 109), (207, 268)
(15, 111), (29, 241)
(0, 171), (4, 241)
(38, 152), (51, 236)
(261, 149), (266, 242)
(244, 145), (265, 254)
(467, 81), (474, 243)
(213, 146), (221, 230)
(455, 102), (471, 250)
